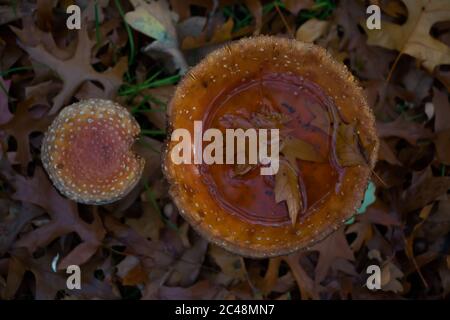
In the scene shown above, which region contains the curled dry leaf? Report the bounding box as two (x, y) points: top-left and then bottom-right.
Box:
(282, 136), (326, 167)
(275, 160), (303, 226)
(335, 122), (367, 167)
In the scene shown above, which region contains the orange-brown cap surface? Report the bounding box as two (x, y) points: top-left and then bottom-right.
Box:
(42, 99), (145, 205)
(164, 36), (379, 257)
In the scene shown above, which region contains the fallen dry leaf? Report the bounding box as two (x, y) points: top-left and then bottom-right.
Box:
(336, 122), (367, 167)
(208, 244), (246, 282)
(0, 164), (105, 270)
(0, 98), (52, 171)
(275, 160), (303, 225)
(126, 0), (188, 73)
(282, 135), (326, 167)
(311, 227), (355, 284)
(364, 0), (450, 72)
(296, 19), (330, 43)
(401, 168), (450, 212)
(12, 21), (127, 114)
(284, 252), (323, 299)
(377, 116), (433, 145)
(125, 202), (164, 241)
(182, 18), (234, 50)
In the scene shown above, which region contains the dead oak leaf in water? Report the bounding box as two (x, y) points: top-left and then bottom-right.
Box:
(12, 21), (127, 114)
(363, 0), (450, 72)
(282, 136), (326, 167)
(275, 160), (303, 226)
(336, 122), (367, 167)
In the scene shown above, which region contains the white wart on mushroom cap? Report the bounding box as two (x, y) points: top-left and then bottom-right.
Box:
(41, 99), (145, 204)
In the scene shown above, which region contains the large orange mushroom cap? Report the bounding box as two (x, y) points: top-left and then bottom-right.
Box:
(164, 36), (379, 257)
(41, 99), (145, 205)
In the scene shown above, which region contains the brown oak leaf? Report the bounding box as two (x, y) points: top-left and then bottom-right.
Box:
(377, 115), (433, 145)
(363, 0), (450, 72)
(0, 97), (52, 171)
(12, 20), (127, 114)
(0, 164), (105, 270)
(310, 227), (355, 284)
(281, 135), (326, 167)
(275, 160), (303, 225)
(336, 122), (367, 167)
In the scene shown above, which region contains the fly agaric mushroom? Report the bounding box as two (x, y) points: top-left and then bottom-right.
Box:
(164, 36), (379, 257)
(41, 99), (145, 205)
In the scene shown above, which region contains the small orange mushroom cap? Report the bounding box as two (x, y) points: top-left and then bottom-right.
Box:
(164, 36), (379, 257)
(41, 99), (145, 205)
